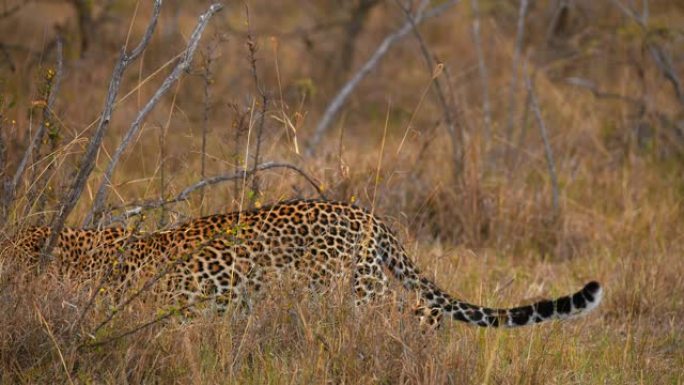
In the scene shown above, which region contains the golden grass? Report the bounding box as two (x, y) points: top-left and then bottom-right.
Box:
(1, 1), (683, 384)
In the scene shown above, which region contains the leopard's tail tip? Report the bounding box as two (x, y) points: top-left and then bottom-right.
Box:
(579, 280), (603, 315)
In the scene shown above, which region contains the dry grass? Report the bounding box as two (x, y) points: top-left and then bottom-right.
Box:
(1, 1), (683, 384)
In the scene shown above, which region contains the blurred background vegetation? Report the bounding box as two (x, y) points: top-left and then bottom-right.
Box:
(0, 0), (682, 383)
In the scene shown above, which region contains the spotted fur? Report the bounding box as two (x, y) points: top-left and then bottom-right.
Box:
(1, 200), (602, 328)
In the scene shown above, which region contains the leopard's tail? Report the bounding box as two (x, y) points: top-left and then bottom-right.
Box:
(438, 281), (603, 327)
(382, 240), (602, 327)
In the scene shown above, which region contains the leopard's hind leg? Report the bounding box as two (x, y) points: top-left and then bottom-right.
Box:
(352, 248), (390, 307)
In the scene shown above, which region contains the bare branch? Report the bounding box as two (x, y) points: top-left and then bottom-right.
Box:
(504, 0), (530, 156)
(565, 77), (643, 106)
(85, 224), (255, 344)
(71, 220), (147, 333)
(610, 0), (648, 26)
(399, 0), (464, 176)
(39, 0), (163, 270)
(108, 161), (326, 224)
(305, 0), (461, 155)
(524, 64), (559, 215)
(610, 0), (682, 106)
(86, 3), (224, 227)
(79, 297), (212, 351)
(29, 37), (66, 223)
(245, 6), (269, 200)
(198, 40), (219, 216)
(647, 43), (683, 106)
(470, 0), (492, 140)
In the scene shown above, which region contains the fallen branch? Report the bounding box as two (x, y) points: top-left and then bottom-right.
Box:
(85, 3), (224, 227)
(305, 0), (461, 155)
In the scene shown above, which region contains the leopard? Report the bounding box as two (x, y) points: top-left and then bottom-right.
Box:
(0, 199), (603, 328)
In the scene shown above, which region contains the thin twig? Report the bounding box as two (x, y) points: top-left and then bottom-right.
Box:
(611, 0), (648, 25)
(524, 64), (559, 215)
(79, 297), (212, 351)
(88, 254), (183, 338)
(86, 3), (224, 227)
(610, 0), (682, 106)
(28, 37), (66, 223)
(646, 43), (683, 106)
(85, 224), (247, 343)
(229, 104), (249, 198)
(305, 0), (461, 155)
(565, 77), (643, 106)
(399, 0), (464, 177)
(510, 86), (532, 172)
(199, 40), (218, 216)
(71, 227), (147, 334)
(39, 0), (163, 271)
(2, 36), (64, 225)
(35, 303), (75, 385)
(245, 6), (268, 201)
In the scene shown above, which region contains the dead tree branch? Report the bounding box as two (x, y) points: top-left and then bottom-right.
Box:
(198, 40), (219, 216)
(646, 43), (683, 106)
(245, 6), (268, 200)
(470, 0), (492, 140)
(107, 161), (326, 224)
(399, 0), (464, 177)
(524, 65), (559, 215)
(339, 0), (381, 77)
(85, 3), (224, 227)
(611, 0), (683, 106)
(38, 0), (163, 271)
(305, 0), (461, 155)
(504, 0), (530, 158)
(565, 77), (643, 107)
